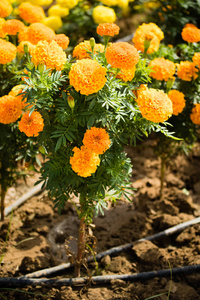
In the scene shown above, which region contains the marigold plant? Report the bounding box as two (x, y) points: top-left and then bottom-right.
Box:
(72, 40), (104, 60)
(26, 22), (55, 45)
(181, 25), (200, 43)
(192, 53), (200, 69)
(18, 2), (45, 24)
(105, 42), (140, 69)
(92, 5), (117, 24)
(82, 127), (111, 155)
(190, 104), (200, 125)
(168, 89), (186, 116)
(149, 57), (176, 81)
(0, 95), (22, 124)
(18, 111), (44, 137)
(0, 39), (17, 64)
(2, 19), (25, 36)
(0, 0), (12, 18)
(96, 22), (120, 37)
(176, 61), (198, 81)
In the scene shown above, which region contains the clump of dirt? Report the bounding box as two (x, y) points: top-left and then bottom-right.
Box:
(0, 139), (200, 300)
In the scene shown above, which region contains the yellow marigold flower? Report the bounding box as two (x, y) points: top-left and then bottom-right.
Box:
(117, 66), (136, 82)
(18, 26), (29, 43)
(70, 146), (100, 177)
(190, 103), (200, 125)
(31, 40), (67, 71)
(105, 42), (139, 69)
(149, 57), (176, 81)
(17, 41), (35, 54)
(2, 19), (25, 36)
(181, 26), (200, 43)
(53, 34), (69, 49)
(92, 5), (116, 24)
(9, 84), (27, 109)
(137, 88), (173, 123)
(32, 0), (53, 5)
(48, 5), (69, 17)
(42, 16), (63, 31)
(168, 90), (186, 116)
(82, 127), (111, 155)
(97, 22), (120, 37)
(18, 2), (45, 24)
(0, 39), (17, 64)
(0, 95), (22, 124)
(69, 59), (107, 95)
(101, 0), (118, 6)
(176, 61), (198, 81)
(72, 40), (104, 60)
(18, 111), (44, 137)
(56, 0), (79, 9)
(27, 22), (55, 45)
(192, 53), (200, 70)
(0, 18), (6, 38)
(117, 0), (129, 9)
(0, 0), (13, 18)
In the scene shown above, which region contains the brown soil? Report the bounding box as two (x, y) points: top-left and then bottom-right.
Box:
(1, 138), (200, 300)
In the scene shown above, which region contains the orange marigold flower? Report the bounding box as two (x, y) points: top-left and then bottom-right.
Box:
(137, 88), (173, 123)
(0, 95), (22, 124)
(0, 0), (12, 18)
(70, 146), (100, 177)
(168, 89), (186, 116)
(149, 57), (176, 81)
(18, 2), (45, 24)
(53, 34), (69, 49)
(97, 22), (120, 37)
(184, 23), (197, 28)
(105, 42), (139, 69)
(82, 127), (111, 155)
(176, 61), (198, 81)
(17, 41), (35, 54)
(192, 52), (200, 70)
(0, 18), (6, 38)
(27, 23), (55, 45)
(9, 84), (27, 109)
(0, 39), (17, 64)
(69, 59), (107, 95)
(18, 26), (29, 43)
(18, 111), (44, 137)
(190, 103), (200, 125)
(117, 66), (136, 82)
(2, 19), (25, 36)
(73, 40), (104, 60)
(181, 26), (200, 43)
(30, 40), (67, 71)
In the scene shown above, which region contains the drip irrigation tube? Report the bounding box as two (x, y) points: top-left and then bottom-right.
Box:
(1, 264), (200, 287)
(22, 216), (200, 278)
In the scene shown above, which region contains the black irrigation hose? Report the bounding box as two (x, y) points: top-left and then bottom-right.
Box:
(22, 216), (200, 278)
(1, 264), (200, 287)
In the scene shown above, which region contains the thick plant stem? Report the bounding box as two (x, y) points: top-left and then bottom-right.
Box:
(75, 209), (86, 277)
(160, 153), (166, 200)
(1, 185), (6, 221)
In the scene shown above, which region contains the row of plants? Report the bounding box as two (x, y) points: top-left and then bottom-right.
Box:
(0, 0), (200, 277)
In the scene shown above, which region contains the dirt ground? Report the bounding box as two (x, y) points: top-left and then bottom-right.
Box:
(1, 137), (200, 300)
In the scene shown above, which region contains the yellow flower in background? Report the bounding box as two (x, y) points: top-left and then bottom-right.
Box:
(168, 90), (186, 116)
(105, 42), (139, 69)
(73, 40), (104, 60)
(82, 127), (111, 155)
(42, 16), (63, 31)
(192, 53), (200, 70)
(190, 104), (200, 125)
(101, 0), (118, 6)
(176, 61), (198, 81)
(117, 0), (129, 9)
(19, 111), (44, 137)
(18, 2), (45, 24)
(27, 22), (55, 45)
(70, 146), (100, 177)
(0, 0), (13, 18)
(18, 0), (53, 5)
(31, 40), (67, 71)
(137, 88), (173, 123)
(0, 39), (17, 64)
(69, 59), (107, 95)
(0, 95), (22, 124)
(116, 66), (136, 82)
(48, 5), (69, 17)
(2, 19), (25, 36)
(92, 6), (116, 24)
(149, 57), (176, 81)
(56, 0), (79, 9)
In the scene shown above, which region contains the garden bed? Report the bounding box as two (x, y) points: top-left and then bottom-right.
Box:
(0, 138), (200, 300)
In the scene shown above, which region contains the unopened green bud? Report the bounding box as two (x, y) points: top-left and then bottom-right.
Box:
(144, 38), (151, 54)
(38, 64), (45, 73)
(23, 43), (29, 54)
(68, 95), (75, 111)
(166, 76), (175, 93)
(90, 37), (96, 50)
